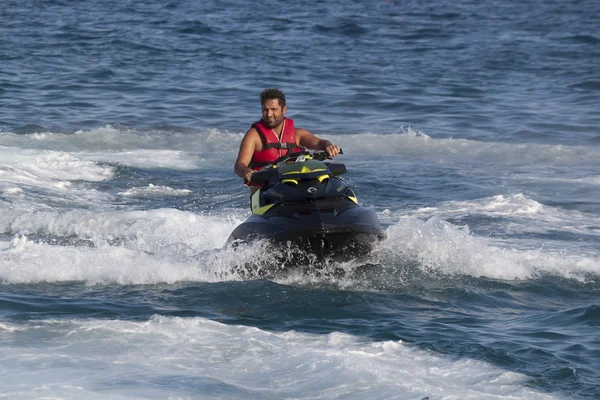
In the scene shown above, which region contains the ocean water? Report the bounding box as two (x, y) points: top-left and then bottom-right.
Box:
(1, 0), (599, 399)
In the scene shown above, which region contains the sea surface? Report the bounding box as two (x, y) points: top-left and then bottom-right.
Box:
(1, 0), (600, 399)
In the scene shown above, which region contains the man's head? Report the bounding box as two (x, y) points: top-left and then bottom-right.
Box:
(260, 88), (287, 128)
(260, 88), (286, 108)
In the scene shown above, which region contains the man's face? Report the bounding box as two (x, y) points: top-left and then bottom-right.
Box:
(262, 99), (286, 128)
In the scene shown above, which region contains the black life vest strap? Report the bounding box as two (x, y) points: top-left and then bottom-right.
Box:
(252, 123), (303, 151)
(250, 160), (271, 168)
(263, 142), (302, 150)
(249, 146), (305, 168)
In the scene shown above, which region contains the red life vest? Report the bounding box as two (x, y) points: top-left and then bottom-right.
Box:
(250, 117), (304, 170)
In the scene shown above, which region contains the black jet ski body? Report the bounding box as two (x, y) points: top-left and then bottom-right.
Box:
(227, 151), (385, 260)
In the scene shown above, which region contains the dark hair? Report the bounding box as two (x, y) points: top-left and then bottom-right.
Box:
(260, 88), (286, 108)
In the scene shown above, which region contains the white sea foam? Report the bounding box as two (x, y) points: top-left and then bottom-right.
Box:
(0, 147), (114, 183)
(0, 125), (241, 155)
(0, 235), (291, 285)
(0, 206), (275, 284)
(2, 208), (239, 250)
(0, 316), (561, 400)
(118, 184), (192, 197)
(0, 127), (233, 173)
(1, 206), (598, 285)
(0, 206), (248, 285)
(0, 147), (116, 211)
(378, 216), (600, 281)
(81, 149), (205, 170)
(402, 193), (600, 237)
(3, 127), (600, 170)
(326, 129), (600, 167)
(0, 236), (213, 285)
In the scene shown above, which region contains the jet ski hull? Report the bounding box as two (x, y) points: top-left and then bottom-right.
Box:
(227, 205), (385, 260)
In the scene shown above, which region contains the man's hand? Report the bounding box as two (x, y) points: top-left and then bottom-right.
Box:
(243, 169), (255, 182)
(324, 144), (341, 158)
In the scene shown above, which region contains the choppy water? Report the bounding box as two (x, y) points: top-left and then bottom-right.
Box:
(1, 0), (599, 399)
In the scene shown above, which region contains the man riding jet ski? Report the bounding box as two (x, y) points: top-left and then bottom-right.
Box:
(227, 150), (386, 261)
(230, 88), (384, 262)
(234, 88), (341, 189)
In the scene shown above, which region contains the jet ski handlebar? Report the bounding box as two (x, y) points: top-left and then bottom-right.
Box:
(246, 149), (344, 185)
(277, 148), (343, 163)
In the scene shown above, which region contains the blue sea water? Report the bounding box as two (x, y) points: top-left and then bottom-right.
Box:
(1, 0), (600, 398)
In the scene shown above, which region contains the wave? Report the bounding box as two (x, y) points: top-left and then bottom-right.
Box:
(0, 125), (240, 154)
(118, 184), (192, 198)
(377, 216), (600, 282)
(1, 208), (598, 285)
(0, 315), (560, 400)
(0, 147), (113, 183)
(1, 208), (240, 252)
(0, 145), (202, 211)
(2, 127), (599, 170)
(398, 193), (600, 237)
(0, 147), (115, 210)
(329, 129), (600, 167)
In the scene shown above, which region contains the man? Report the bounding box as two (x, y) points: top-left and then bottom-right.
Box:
(234, 88), (340, 184)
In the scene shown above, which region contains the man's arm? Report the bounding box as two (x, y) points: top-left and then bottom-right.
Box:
(234, 128), (259, 181)
(296, 128), (340, 157)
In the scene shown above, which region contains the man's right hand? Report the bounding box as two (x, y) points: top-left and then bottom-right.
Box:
(243, 169), (255, 182)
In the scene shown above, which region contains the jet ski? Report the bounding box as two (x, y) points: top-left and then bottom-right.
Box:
(227, 150), (386, 262)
